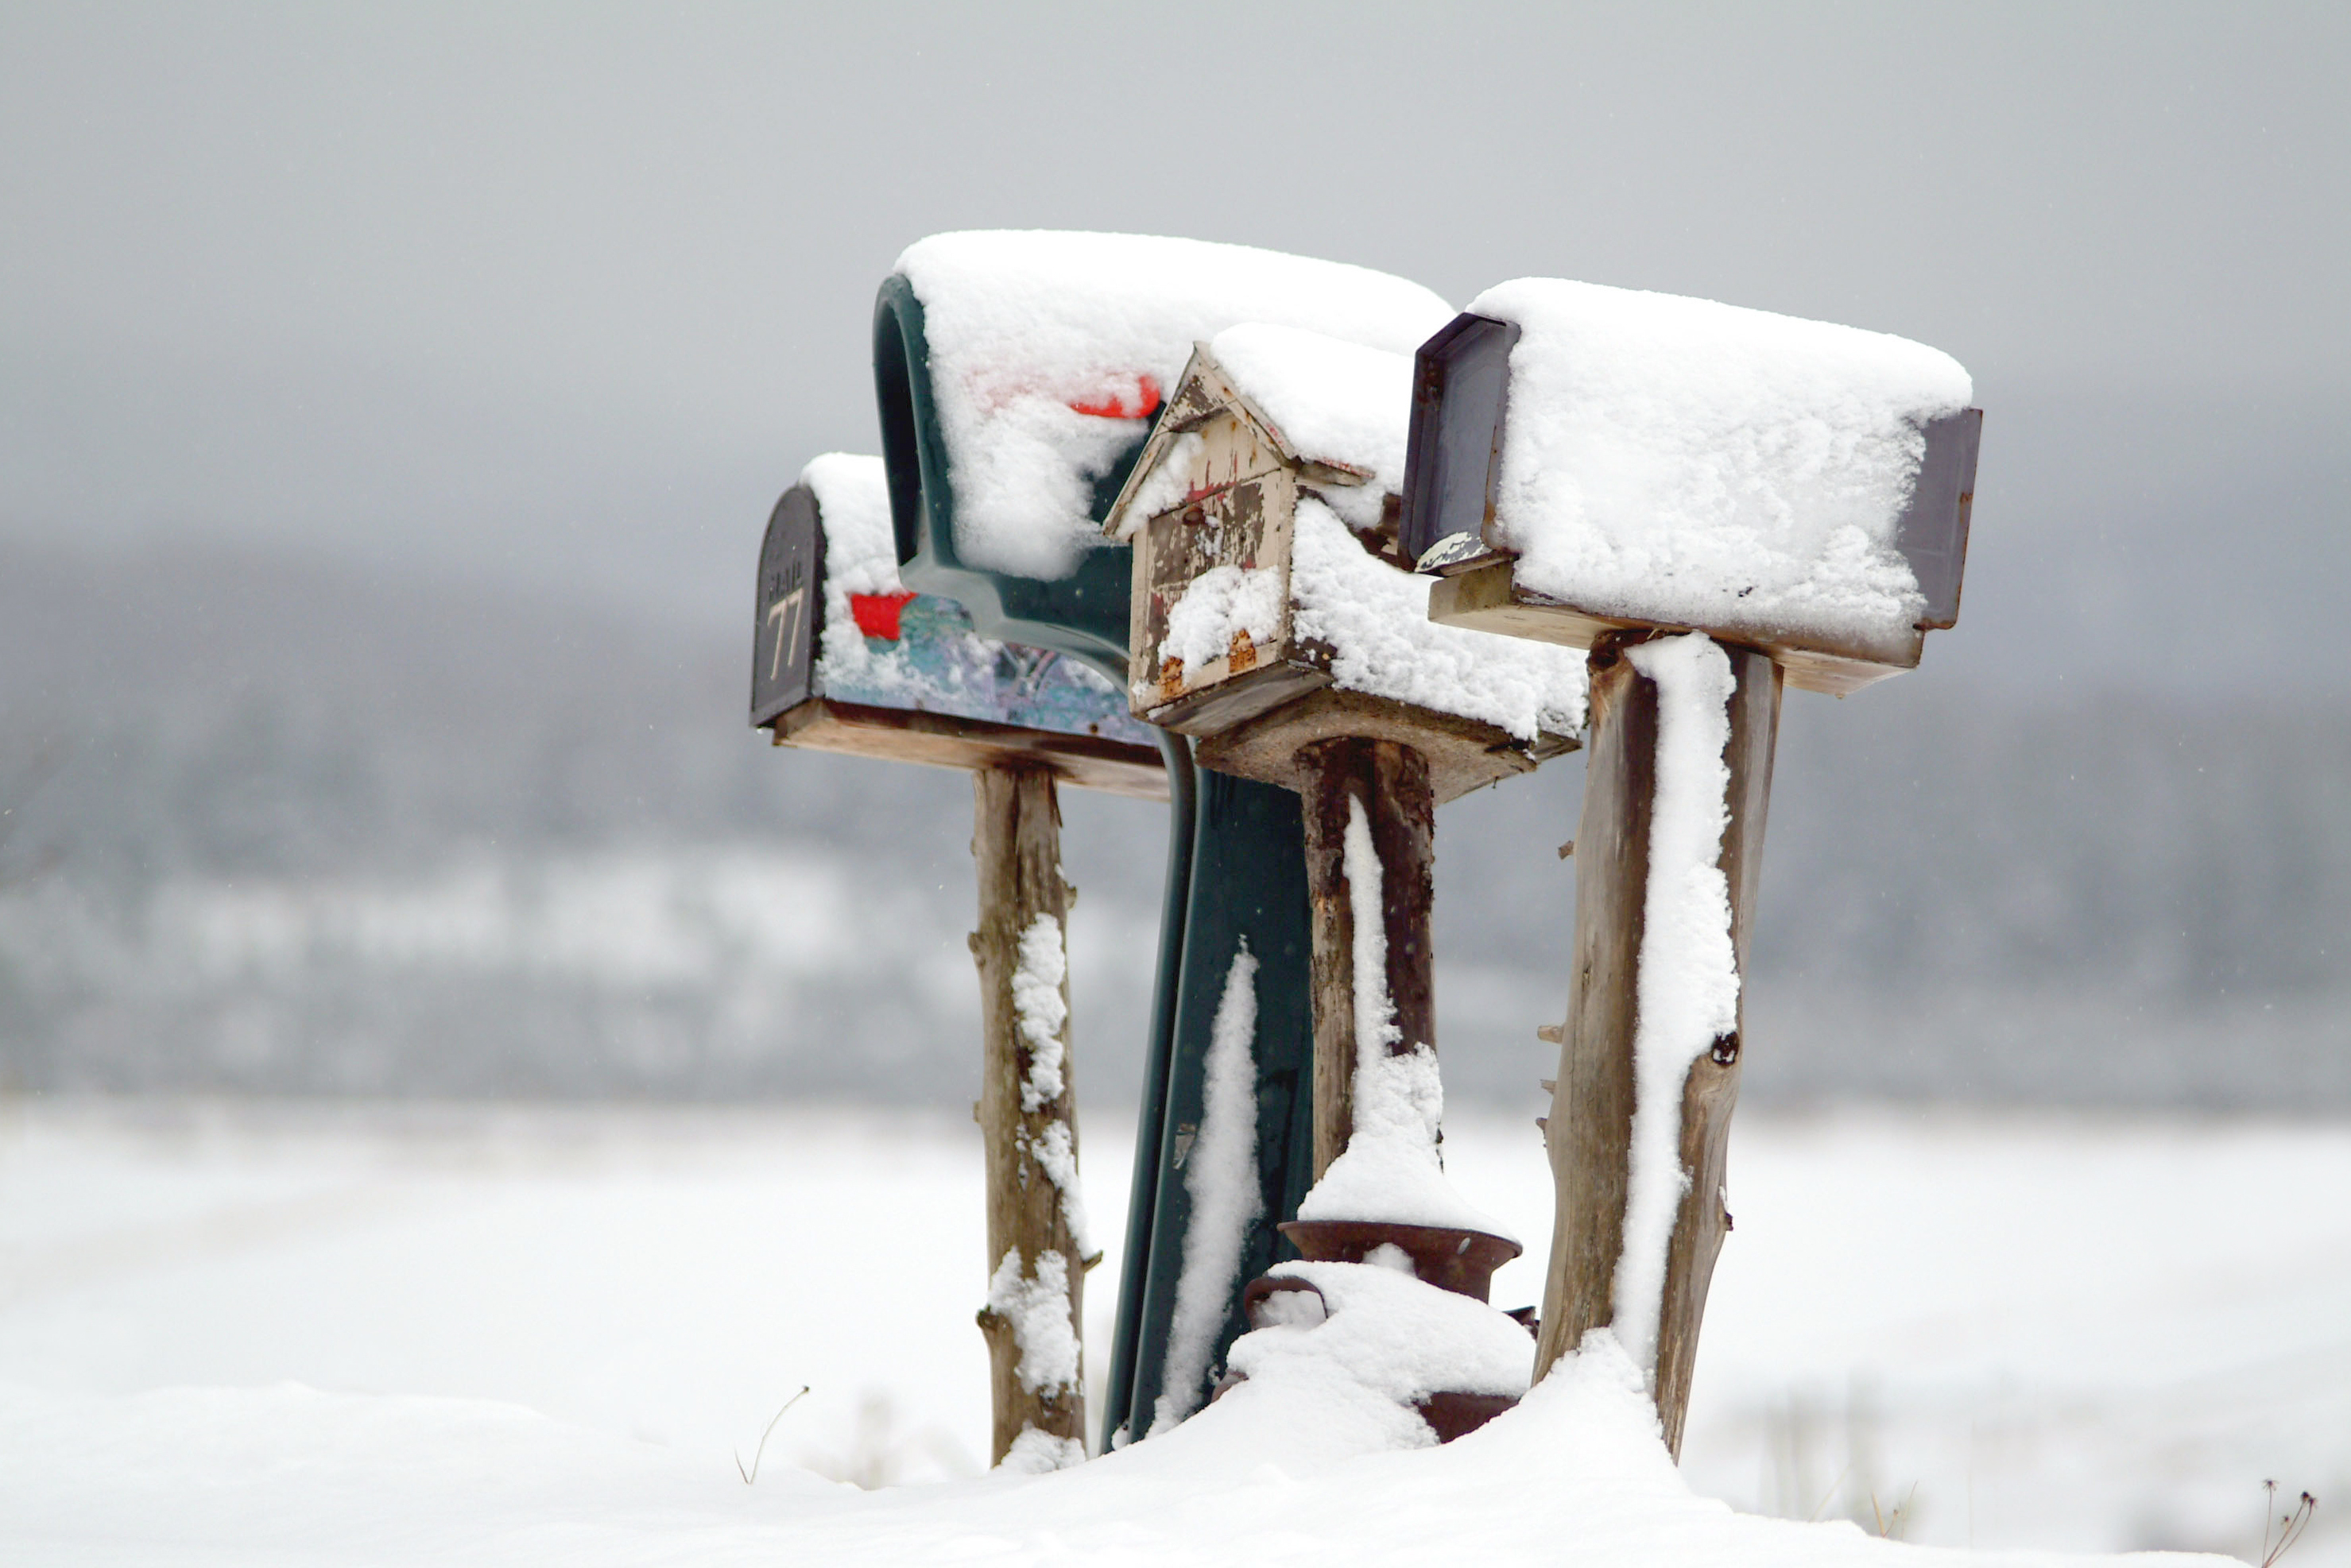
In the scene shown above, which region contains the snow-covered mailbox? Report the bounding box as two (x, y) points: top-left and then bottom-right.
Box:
(1411, 281), (1981, 695)
(870, 231), (1467, 1454)
(753, 453), (1161, 797)
(1102, 322), (1588, 1440)
(1404, 278), (1981, 1455)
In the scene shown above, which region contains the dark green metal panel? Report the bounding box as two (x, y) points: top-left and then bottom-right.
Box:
(872, 271), (1318, 1451)
(872, 273), (1136, 672)
(1110, 765), (1317, 1442)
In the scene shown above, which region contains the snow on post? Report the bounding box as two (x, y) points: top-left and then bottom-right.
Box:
(1291, 798), (1509, 1242)
(1094, 300), (1581, 1446)
(970, 769), (1094, 1469)
(1532, 630), (1782, 1458)
(1609, 635), (1739, 1378)
(754, 453), (1164, 1469)
(1148, 943), (1265, 1436)
(1416, 278), (1982, 695)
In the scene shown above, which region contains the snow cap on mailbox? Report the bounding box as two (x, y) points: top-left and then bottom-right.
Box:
(1408, 278), (1981, 695)
(876, 231), (1454, 664)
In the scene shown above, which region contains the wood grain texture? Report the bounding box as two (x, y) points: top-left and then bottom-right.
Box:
(1532, 637), (1780, 1458)
(1429, 556), (1913, 698)
(970, 765), (1090, 1466)
(1196, 686), (1576, 806)
(769, 698), (1167, 801)
(1296, 738), (1435, 1177)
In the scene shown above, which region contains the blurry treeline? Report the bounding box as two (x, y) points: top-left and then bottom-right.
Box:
(3, 537), (2345, 1109)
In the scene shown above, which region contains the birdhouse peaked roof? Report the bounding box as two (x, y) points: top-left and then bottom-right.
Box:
(1104, 323), (1418, 542)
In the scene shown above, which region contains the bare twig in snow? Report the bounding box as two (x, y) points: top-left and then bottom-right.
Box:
(734, 1385), (810, 1485)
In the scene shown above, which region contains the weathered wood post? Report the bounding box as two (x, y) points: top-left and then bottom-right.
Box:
(754, 454), (1160, 1468)
(1296, 738), (1435, 1175)
(970, 763), (1094, 1468)
(1412, 280), (1983, 1451)
(1532, 633), (1779, 1455)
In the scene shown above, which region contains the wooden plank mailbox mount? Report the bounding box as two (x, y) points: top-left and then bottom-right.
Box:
(1400, 282), (1985, 1455)
(754, 455), (1161, 1468)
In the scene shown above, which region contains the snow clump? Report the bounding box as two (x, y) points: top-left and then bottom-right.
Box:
(1149, 943), (1265, 1436)
(1295, 797), (1512, 1239)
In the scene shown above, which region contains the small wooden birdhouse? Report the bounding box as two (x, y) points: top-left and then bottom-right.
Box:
(755, 454), (1165, 799)
(1104, 323), (1584, 803)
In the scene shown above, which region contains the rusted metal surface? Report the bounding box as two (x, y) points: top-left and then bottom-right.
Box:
(1228, 1268), (1522, 1443)
(1277, 1218), (1522, 1303)
(1414, 1391), (1519, 1442)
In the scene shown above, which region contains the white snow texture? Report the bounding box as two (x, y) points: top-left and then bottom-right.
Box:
(1013, 912), (1068, 1113)
(0, 1104), (2283, 1564)
(1224, 1258), (1535, 1415)
(1468, 277), (1973, 653)
(799, 453), (905, 691)
(1205, 322), (1412, 533)
(1010, 912), (1092, 1260)
(1289, 495), (1586, 742)
(986, 1246), (1081, 1406)
(891, 231), (1453, 581)
(1613, 634), (1741, 1379)
(1296, 797), (1512, 1239)
(1160, 563), (1285, 676)
(1149, 943), (1265, 1437)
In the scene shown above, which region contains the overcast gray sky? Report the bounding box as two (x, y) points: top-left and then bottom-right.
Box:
(4, 2), (2345, 691)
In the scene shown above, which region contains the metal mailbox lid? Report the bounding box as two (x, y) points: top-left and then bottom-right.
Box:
(873, 273), (1140, 681)
(1400, 312), (1520, 568)
(1896, 408), (1984, 631)
(750, 483), (823, 728)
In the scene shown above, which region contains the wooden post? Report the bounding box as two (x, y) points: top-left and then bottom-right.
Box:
(1532, 635), (1780, 1456)
(970, 763), (1092, 1467)
(1296, 738), (1436, 1175)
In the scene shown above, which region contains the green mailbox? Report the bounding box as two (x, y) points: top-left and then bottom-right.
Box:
(872, 230), (1454, 1442)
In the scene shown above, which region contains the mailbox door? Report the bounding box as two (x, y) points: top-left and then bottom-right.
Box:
(750, 484), (824, 727)
(1895, 408), (1984, 631)
(1400, 312), (1520, 567)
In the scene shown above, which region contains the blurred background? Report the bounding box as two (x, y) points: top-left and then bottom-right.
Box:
(6, 2), (2345, 1113)
(6, 6), (2349, 1558)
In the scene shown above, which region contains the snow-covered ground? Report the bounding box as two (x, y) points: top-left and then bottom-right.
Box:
(0, 1098), (2341, 1563)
